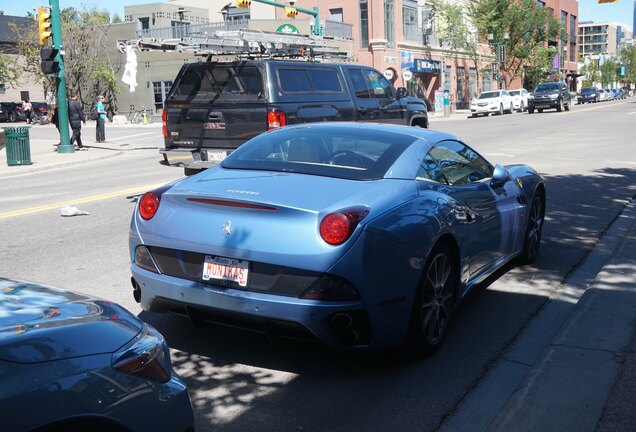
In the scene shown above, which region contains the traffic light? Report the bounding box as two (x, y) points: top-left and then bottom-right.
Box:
(40, 45), (59, 75)
(37, 6), (52, 45)
(285, 6), (298, 18)
(236, 0), (251, 8)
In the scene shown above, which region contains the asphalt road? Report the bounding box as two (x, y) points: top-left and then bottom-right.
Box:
(1, 99), (635, 431)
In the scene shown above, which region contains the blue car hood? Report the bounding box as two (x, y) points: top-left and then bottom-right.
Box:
(0, 278), (143, 363)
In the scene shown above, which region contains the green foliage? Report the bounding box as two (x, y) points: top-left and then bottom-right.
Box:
(620, 45), (636, 84)
(600, 58), (617, 86)
(525, 46), (557, 89)
(0, 52), (21, 86)
(469, 0), (561, 80)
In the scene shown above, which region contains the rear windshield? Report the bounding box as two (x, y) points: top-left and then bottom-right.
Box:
(535, 83), (559, 92)
(581, 88), (596, 94)
(170, 64), (264, 102)
(479, 91), (500, 99)
(221, 127), (416, 180)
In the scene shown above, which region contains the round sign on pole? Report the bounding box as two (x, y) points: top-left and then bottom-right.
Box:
(403, 70), (413, 81)
(383, 69), (395, 81)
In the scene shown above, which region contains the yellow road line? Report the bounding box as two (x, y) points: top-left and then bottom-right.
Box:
(0, 183), (166, 220)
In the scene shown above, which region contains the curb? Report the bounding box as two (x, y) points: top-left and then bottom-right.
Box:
(0, 149), (124, 179)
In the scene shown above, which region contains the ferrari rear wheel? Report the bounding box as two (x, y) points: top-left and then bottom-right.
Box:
(408, 243), (457, 354)
(518, 193), (545, 265)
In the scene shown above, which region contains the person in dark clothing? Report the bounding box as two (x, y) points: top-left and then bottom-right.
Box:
(68, 94), (86, 150)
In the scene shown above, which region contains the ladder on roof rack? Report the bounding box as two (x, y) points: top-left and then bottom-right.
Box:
(117, 28), (351, 60)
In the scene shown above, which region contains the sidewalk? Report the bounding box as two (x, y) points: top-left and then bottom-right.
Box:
(0, 122), (159, 179)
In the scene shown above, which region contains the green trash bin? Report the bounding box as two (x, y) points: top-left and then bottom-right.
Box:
(3, 126), (32, 166)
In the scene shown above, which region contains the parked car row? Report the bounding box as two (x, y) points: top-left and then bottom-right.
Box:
(471, 81), (632, 118)
(577, 87), (628, 104)
(0, 101), (49, 123)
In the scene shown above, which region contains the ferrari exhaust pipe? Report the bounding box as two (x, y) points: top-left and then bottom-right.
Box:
(131, 277), (141, 303)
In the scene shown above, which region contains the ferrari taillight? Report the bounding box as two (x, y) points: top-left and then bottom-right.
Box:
(138, 185), (172, 220)
(161, 109), (168, 138)
(319, 207), (369, 246)
(267, 109), (287, 130)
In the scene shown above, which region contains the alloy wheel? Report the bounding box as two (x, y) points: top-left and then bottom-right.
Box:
(524, 195), (544, 263)
(418, 252), (454, 346)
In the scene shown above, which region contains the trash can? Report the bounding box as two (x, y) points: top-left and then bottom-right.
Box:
(3, 126), (32, 166)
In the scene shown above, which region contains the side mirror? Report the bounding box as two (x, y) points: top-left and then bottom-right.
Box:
(491, 164), (511, 188)
(396, 87), (407, 99)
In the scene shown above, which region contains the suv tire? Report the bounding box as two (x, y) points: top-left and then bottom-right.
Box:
(528, 107), (534, 114)
(564, 100), (570, 111)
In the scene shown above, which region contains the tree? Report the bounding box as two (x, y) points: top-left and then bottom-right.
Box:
(430, 0), (485, 95)
(620, 45), (636, 85)
(0, 53), (21, 86)
(580, 59), (601, 88)
(524, 46), (557, 89)
(469, 0), (561, 83)
(11, 6), (121, 116)
(600, 58), (617, 86)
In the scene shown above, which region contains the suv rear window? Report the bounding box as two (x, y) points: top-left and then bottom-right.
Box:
(278, 67), (342, 93)
(171, 64), (264, 102)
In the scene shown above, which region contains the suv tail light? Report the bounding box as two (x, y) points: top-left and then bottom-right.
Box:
(162, 109), (168, 138)
(138, 184), (172, 220)
(319, 207), (369, 245)
(267, 109), (287, 130)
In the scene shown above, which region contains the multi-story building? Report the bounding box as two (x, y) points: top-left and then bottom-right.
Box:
(540, 0), (578, 90)
(578, 21), (618, 57)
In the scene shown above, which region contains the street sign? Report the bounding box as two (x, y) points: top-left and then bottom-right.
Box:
(498, 44), (506, 64)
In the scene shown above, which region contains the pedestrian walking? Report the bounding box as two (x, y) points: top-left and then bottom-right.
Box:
(95, 95), (106, 143)
(22, 99), (32, 124)
(68, 93), (86, 150)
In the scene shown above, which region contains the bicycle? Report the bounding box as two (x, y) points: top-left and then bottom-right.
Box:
(129, 107), (154, 125)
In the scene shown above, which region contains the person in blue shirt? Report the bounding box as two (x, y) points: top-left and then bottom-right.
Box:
(95, 95), (106, 143)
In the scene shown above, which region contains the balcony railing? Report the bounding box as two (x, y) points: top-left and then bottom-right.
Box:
(137, 19), (353, 40)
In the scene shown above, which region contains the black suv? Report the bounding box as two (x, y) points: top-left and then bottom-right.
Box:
(0, 102), (21, 122)
(577, 87), (600, 104)
(160, 60), (429, 173)
(528, 81), (572, 113)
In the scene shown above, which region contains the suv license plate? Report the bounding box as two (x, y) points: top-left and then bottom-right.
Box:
(202, 256), (249, 287)
(207, 150), (227, 162)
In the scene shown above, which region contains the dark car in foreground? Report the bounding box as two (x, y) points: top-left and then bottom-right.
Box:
(528, 81), (572, 113)
(0, 277), (194, 432)
(130, 123), (546, 354)
(577, 87), (599, 104)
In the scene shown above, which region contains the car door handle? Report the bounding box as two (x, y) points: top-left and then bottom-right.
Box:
(358, 107), (367, 114)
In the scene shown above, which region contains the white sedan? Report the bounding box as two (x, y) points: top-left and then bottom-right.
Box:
(469, 90), (514, 117)
(508, 88), (529, 112)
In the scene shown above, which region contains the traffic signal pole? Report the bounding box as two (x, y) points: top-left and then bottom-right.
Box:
(49, 0), (72, 153)
(246, 0), (323, 36)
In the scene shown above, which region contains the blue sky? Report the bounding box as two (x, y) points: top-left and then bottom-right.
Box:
(3, 0), (634, 32)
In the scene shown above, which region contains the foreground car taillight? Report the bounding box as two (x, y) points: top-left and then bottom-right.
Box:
(112, 325), (172, 383)
(319, 207), (369, 245)
(138, 184), (172, 220)
(300, 274), (360, 301)
(267, 109), (287, 130)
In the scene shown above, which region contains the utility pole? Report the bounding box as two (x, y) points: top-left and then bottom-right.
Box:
(50, 0), (72, 153)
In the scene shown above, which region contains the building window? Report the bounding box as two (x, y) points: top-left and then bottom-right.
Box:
(444, 66), (451, 91)
(330, 8), (343, 22)
(403, 1), (418, 41)
(570, 15), (576, 38)
(385, 0), (395, 48)
(570, 42), (576, 62)
(138, 17), (149, 30)
(469, 68), (477, 100)
(482, 68), (492, 92)
(359, 0), (369, 48)
(152, 81), (173, 112)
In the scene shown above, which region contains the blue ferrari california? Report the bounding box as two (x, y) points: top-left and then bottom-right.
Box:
(129, 123), (545, 352)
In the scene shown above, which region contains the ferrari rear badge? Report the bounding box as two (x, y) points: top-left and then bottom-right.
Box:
(222, 220), (232, 237)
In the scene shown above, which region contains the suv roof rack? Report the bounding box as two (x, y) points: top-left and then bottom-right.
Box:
(117, 28), (351, 61)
